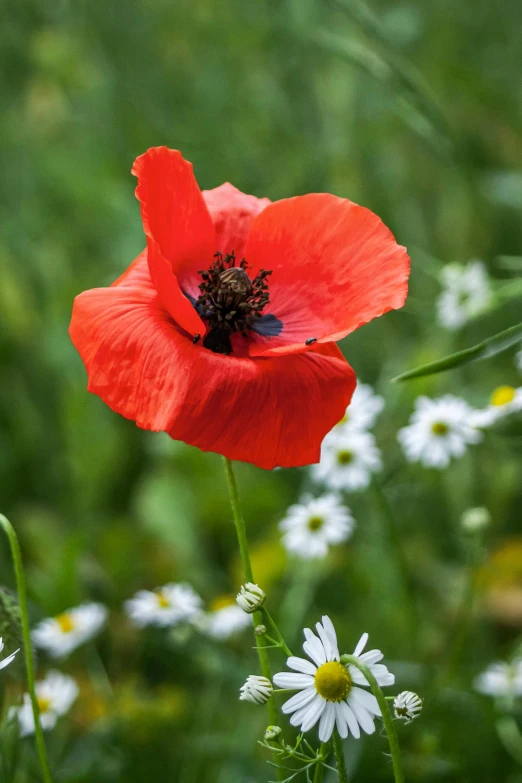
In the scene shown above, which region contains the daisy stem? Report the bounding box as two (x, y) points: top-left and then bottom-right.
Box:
(262, 608), (293, 657)
(341, 654), (404, 783)
(0, 514), (53, 783)
(332, 729), (349, 782)
(222, 460), (282, 733)
(313, 742), (330, 783)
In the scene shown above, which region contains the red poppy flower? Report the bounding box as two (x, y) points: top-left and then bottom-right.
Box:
(69, 147), (409, 469)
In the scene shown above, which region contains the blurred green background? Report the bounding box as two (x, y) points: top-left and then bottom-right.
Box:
(0, 0), (521, 780)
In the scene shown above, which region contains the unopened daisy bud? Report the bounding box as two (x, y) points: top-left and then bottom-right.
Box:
(393, 691), (423, 722)
(461, 507), (490, 533)
(236, 583), (265, 614)
(239, 675), (273, 705)
(255, 624), (267, 636)
(264, 725), (282, 741)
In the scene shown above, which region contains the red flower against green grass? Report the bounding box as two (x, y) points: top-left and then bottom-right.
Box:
(69, 147), (409, 469)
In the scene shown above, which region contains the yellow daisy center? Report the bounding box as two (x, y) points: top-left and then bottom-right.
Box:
(314, 661), (351, 701)
(56, 613), (75, 633)
(337, 450), (353, 465)
(37, 696), (51, 714)
(307, 516), (324, 532)
(431, 421), (449, 436)
(490, 385), (515, 407)
(210, 595), (235, 612)
(155, 592), (171, 609)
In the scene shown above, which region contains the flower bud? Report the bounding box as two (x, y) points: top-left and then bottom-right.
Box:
(239, 675), (273, 705)
(264, 725), (282, 741)
(236, 583), (265, 614)
(393, 691), (423, 722)
(461, 506), (490, 532)
(255, 624), (267, 636)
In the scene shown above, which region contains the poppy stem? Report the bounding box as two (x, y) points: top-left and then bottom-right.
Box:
(0, 514), (54, 783)
(340, 654), (404, 783)
(332, 729), (349, 782)
(222, 459), (283, 758)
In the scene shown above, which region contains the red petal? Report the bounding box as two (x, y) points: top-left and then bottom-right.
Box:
(202, 183), (270, 259)
(69, 258), (356, 469)
(243, 194), (410, 357)
(132, 146), (215, 334)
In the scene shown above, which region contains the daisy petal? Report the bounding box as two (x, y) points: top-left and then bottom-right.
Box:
(335, 702), (348, 738)
(353, 632), (369, 657)
(282, 687), (318, 715)
(359, 649), (383, 665)
(286, 657), (317, 676)
(272, 673), (315, 690)
(348, 698), (376, 735)
(349, 686), (381, 716)
(319, 701), (336, 742)
(321, 616), (340, 659)
(341, 701), (360, 739)
(300, 695), (327, 732)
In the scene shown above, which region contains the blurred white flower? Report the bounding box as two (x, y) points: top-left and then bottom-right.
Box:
(236, 583), (265, 614)
(470, 385), (522, 428)
(474, 661), (522, 698)
(461, 506), (491, 532)
(398, 395), (482, 468)
(279, 493), (355, 559)
(32, 603), (107, 659)
(393, 691), (423, 722)
(239, 675), (273, 705)
(273, 616), (394, 742)
(124, 584), (202, 629)
(436, 260), (491, 330)
(202, 597), (252, 640)
(312, 430), (382, 491)
(0, 637), (19, 671)
(335, 383), (384, 433)
(10, 670), (78, 736)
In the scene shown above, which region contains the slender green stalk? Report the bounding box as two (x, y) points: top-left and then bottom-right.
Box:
(263, 608), (293, 657)
(332, 729), (349, 782)
(222, 459), (282, 777)
(371, 481), (417, 648)
(341, 654), (404, 783)
(0, 514), (53, 783)
(313, 742), (330, 783)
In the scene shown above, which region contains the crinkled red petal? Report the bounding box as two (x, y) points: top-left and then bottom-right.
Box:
(243, 193), (410, 357)
(132, 146), (215, 333)
(202, 183), (270, 259)
(69, 254), (356, 469)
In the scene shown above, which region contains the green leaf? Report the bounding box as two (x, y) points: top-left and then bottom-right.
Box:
(392, 323), (522, 382)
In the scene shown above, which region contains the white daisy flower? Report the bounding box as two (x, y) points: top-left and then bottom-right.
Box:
(239, 675), (273, 705)
(436, 260), (491, 330)
(10, 670), (79, 737)
(236, 583), (265, 614)
(202, 596), (252, 640)
(124, 583), (202, 629)
(312, 431), (382, 491)
(398, 395), (482, 469)
(470, 385), (522, 428)
(273, 616), (394, 742)
(279, 493), (355, 559)
(32, 603), (107, 659)
(0, 637), (19, 671)
(461, 506), (491, 533)
(474, 660), (522, 698)
(393, 691), (423, 722)
(335, 383), (385, 433)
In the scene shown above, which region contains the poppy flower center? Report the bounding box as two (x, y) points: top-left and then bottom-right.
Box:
(196, 251), (272, 355)
(314, 661), (352, 701)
